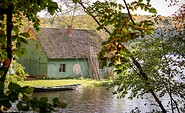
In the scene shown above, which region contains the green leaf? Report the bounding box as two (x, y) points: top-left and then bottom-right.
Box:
(72, 0), (79, 3)
(12, 35), (19, 41)
(16, 42), (21, 48)
(40, 97), (48, 103)
(48, 7), (55, 15)
(23, 87), (34, 94)
(20, 32), (30, 38)
(8, 82), (21, 91)
(0, 67), (5, 76)
(23, 94), (30, 103)
(13, 26), (20, 34)
(0, 14), (4, 21)
(19, 37), (28, 44)
(149, 7), (157, 14)
(17, 101), (23, 111)
(138, 0), (143, 2)
(47, 2), (58, 15)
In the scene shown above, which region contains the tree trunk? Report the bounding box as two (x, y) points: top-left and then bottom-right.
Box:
(131, 56), (166, 113)
(1, 5), (13, 82)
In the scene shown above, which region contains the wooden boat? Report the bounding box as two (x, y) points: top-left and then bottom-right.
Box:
(34, 84), (81, 92)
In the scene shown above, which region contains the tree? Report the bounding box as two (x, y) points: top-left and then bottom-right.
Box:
(76, 0), (184, 112)
(169, 0), (185, 29)
(0, 0), (66, 112)
(121, 16), (185, 112)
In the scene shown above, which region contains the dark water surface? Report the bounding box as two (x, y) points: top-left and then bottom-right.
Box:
(32, 87), (163, 113)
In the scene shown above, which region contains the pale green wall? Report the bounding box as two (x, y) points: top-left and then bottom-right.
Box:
(47, 59), (89, 78)
(18, 39), (48, 77)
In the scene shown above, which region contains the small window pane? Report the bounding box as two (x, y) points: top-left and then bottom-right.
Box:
(59, 64), (66, 72)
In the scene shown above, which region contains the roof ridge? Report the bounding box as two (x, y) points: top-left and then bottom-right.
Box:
(39, 27), (95, 31)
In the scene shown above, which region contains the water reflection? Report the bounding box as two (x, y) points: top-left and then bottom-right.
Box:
(32, 87), (160, 113)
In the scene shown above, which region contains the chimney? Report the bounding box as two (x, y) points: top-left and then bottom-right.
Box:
(67, 25), (72, 37)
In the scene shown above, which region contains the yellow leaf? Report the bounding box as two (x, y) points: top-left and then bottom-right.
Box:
(121, 28), (127, 34)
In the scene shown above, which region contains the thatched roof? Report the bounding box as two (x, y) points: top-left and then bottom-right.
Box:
(31, 27), (102, 59)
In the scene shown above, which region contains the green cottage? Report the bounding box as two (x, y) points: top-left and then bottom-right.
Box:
(18, 26), (102, 79)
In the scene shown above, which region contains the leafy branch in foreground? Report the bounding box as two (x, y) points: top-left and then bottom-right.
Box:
(0, 0), (66, 112)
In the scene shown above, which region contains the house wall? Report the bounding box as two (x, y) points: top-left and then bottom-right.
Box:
(18, 39), (48, 77)
(47, 59), (90, 78)
(18, 39), (92, 79)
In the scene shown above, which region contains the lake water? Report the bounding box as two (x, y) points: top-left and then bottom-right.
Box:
(32, 87), (170, 113)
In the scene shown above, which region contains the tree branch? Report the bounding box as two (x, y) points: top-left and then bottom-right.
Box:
(123, 0), (136, 25)
(1, 5), (14, 82)
(78, 1), (111, 34)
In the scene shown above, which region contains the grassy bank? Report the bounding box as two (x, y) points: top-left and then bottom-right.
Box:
(18, 79), (106, 87)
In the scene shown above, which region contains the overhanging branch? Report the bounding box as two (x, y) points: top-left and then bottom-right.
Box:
(78, 1), (111, 34)
(123, 0), (136, 25)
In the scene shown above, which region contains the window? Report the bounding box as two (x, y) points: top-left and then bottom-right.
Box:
(59, 64), (66, 72)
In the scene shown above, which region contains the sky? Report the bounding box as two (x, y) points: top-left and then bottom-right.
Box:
(124, 0), (180, 16)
